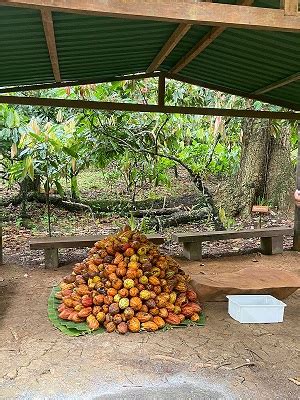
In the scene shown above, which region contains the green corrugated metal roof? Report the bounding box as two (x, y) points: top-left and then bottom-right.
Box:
(0, 2), (299, 110)
(165, 27), (300, 97)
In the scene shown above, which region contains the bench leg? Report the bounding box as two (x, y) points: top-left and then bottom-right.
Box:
(182, 242), (202, 260)
(44, 249), (59, 268)
(261, 236), (283, 255)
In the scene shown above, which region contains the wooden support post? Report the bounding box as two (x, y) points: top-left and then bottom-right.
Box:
(281, 0), (298, 15)
(293, 123), (300, 251)
(158, 74), (166, 106)
(261, 236), (284, 255)
(44, 248), (59, 268)
(182, 242), (202, 260)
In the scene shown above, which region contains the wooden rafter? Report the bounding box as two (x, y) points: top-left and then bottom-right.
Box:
(167, 72), (300, 111)
(170, 26), (224, 74)
(41, 9), (61, 82)
(0, 95), (299, 119)
(252, 72), (300, 95)
(170, 0), (254, 74)
(0, 72), (160, 94)
(282, 0), (298, 15)
(147, 24), (192, 73)
(1, 1), (300, 32)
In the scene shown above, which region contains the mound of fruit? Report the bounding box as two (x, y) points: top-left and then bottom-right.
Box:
(56, 226), (202, 334)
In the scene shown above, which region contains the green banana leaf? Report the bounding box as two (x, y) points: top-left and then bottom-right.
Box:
(48, 286), (205, 337)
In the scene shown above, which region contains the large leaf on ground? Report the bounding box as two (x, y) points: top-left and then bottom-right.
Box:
(48, 286), (105, 336)
(48, 287), (205, 336)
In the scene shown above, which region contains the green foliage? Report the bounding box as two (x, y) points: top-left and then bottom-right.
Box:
(219, 207), (235, 229)
(1, 77), (296, 208)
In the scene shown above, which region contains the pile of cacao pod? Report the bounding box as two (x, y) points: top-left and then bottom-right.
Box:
(56, 226), (202, 334)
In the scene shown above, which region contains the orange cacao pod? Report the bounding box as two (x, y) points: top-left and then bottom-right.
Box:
(141, 321), (158, 332)
(165, 313), (181, 325)
(153, 316), (165, 329)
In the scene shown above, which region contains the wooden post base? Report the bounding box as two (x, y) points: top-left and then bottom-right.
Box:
(44, 248), (59, 268)
(261, 236), (283, 255)
(183, 242), (202, 260)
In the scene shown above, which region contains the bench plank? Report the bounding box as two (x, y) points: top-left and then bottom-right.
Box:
(30, 234), (164, 250)
(173, 227), (293, 243)
(173, 227), (293, 260)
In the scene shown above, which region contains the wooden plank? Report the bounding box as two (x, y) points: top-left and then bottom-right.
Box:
(252, 72), (300, 95)
(41, 9), (61, 82)
(167, 72), (300, 111)
(2, 1), (300, 32)
(252, 205), (270, 213)
(282, 0), (298, 15)
(30, 234), (164, 249)
(170, 0), (255, 73)
(158, 74), (166, 106)
(173, 227), (294, 243)
(0, 95), (300, 119)
(147, 23), (192, 73)
(192, 267), (300, 301)
(0, 72), (160, 94)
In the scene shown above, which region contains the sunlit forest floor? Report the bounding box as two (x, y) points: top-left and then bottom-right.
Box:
(1, 167), (295, 268)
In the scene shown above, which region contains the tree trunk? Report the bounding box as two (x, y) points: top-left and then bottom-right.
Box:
(266, 124), (294, 209)
(227, 119), (294, 216)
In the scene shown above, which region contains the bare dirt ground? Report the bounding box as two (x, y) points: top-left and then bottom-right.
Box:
(0, 251), (299, 400)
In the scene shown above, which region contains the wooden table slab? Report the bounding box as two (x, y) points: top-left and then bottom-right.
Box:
(191, 267), (300, 301)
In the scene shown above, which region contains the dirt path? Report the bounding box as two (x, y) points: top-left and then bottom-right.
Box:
(0, 252), (299, 399)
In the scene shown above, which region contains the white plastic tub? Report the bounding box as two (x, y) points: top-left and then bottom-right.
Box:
(226, 295), (286, 324)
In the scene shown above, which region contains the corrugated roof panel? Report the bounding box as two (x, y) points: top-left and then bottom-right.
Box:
(266, 80), (300, 106)
(0, 3), (299, 110)
(53, 13), (177, 81)
(161, 25), (212, 70)
(0, 7), (53, 85)
(174, 27), (300, 96)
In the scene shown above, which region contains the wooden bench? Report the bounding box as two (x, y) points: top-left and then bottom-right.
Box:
(30, 234), (164, 268)
(172, 227), (294, 260)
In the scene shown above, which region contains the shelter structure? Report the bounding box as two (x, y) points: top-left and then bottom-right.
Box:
(0, 0), (299, 249)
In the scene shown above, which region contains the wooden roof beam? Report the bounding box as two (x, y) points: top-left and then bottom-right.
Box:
(252, 72), (300, 95)
(170, 26), (224, 74)
(170, 0), (255, 74)
(0, 95), (299, 120)
(0, 71), (160, 94)
(167, 72), (300, 111)
(41, 9), (61, 82)
(2, 1), (300, 33)
(147, 23), (192, 73)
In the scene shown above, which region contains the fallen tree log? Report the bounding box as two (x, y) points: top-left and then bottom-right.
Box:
(149, 208), (209, 230)
(129, 207), (182, 217)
